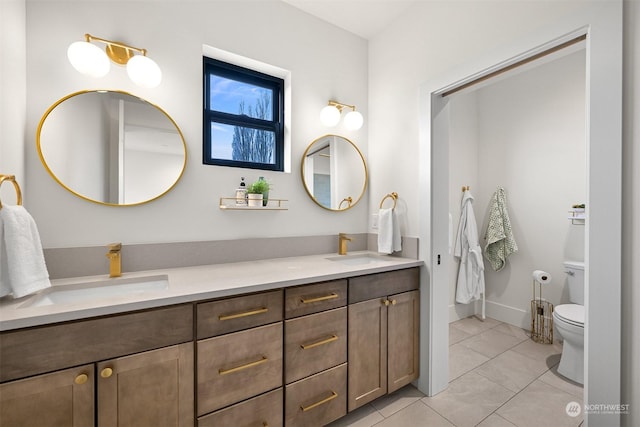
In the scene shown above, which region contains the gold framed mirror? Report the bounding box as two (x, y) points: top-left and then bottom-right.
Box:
(36, 90), (187, 206)
(301, 134), (368, 211)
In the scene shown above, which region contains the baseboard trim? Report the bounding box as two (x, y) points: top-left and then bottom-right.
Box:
(449, 298), (530, 330)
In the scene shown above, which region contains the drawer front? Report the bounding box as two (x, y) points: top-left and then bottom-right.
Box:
(197, 323), (283, 416)
(285, 280), (347, 318)
(285, 363), (347, 427)
(349, 267), (419, 304)
(198, 388), (283, 427)
(285, 307), (347, 384)
(197, 290), (283, 339)
(0, 304), (193, 383)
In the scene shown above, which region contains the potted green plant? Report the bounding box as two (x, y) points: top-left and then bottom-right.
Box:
(247, 178), (270, 207)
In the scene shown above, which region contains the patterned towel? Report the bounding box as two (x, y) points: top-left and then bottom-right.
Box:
(484, 187), (517, 271)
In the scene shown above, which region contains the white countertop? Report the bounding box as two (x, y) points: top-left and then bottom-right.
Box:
(0, 251), (422, 331)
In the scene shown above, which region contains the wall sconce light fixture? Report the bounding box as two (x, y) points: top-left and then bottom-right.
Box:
(320, 100), (364, 130)
(67, 34), (162, 88)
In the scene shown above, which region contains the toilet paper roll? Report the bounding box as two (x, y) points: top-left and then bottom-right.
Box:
(532, 270), (551, 285)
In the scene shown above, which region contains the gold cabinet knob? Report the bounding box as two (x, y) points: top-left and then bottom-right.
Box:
(74, 373), (89, 385)
(101, 367), (114, 378)
(391, 299), (397, 305)
(382, 299), (390, 306)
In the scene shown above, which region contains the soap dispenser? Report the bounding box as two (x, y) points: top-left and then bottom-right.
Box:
(235, 177), (247, 206)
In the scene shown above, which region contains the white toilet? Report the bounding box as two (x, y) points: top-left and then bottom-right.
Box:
(553, 260), (585, 385)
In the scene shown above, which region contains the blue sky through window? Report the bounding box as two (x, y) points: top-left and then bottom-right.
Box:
(209, 75), (273, 120)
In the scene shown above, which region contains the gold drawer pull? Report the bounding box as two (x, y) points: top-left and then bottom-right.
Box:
(218, 307), (269, 321)
(101, 367), (113, 378)
(300, 391), (338, 412)
(219, 356), (268, 375)
(262, 423), (269, 427)
(74, 373), (89, 385)
(300, 293), (338, 304)
(300, 334), (338, 350)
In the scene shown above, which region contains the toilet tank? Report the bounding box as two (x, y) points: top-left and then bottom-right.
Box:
(563, 260), (585, 305)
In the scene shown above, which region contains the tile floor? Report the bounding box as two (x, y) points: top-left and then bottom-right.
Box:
(328, 315), (584, 427)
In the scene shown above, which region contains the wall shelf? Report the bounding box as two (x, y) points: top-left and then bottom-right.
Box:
(219, 197), (288, 211)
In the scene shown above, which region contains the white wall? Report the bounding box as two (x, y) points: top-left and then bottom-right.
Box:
(22, 0), (369, 247)
(448, 50), (586, 326)
(0, 0), (26, 201)
(370, 1), (636, 425)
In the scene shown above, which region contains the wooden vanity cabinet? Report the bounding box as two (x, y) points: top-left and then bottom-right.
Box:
(347, 268), (420, 412)
(283, 280), (348, 426)
(0, 304), (194, 427)
(196, 291), (284, 424)
(98, 342), (194, 427)
(0, 364), (94, 427)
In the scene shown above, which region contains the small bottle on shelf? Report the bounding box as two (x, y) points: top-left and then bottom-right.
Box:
(235, 177), (247, 206)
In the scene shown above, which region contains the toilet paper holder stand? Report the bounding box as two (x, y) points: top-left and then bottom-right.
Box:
(530, 279), (554, 344)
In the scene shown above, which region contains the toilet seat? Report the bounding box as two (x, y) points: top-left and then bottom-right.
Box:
(554, 304), (584, 327)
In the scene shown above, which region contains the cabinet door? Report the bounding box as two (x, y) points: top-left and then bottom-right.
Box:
(348, 298), (387, 412)
(98, 342), (194, 427)
(387, 290), (420, 393)
(0, 364), (94, 427)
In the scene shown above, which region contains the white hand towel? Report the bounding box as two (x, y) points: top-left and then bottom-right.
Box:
(0, 205), (51, 298)
(378, 208), (394, 254)
(0, 217), (10, 297)
(378, 208), (402, 254)
(392, 210), (402, 252)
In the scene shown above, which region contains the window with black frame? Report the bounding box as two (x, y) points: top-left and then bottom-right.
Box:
(203, 57), (284, 171)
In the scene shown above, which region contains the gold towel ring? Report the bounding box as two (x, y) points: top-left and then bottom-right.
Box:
(379, 192), (398, 209)
(0, 174), (23, 209)
(338, 197), (353, 210)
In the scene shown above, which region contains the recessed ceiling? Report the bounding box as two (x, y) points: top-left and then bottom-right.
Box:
(282, 0), (418, 40)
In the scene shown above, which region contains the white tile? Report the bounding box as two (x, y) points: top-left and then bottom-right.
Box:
(449, 323), (472, 345)
(326, 404), (384, 427)
(460, 328), (524, 358)
(449, 342), (490, 380)
(370, 385), (425, 418)
(497, 379), (583, 427)
(474, 349), (550, 392)
(492, 323), (530, 342)
(375, 401), (455, 427)
(422, 372), (514, 427)
(450, 316), (501, 335)
(539, 366), (584, 398)
(511, 338), (562, 366)
(476, 413), (517, 427)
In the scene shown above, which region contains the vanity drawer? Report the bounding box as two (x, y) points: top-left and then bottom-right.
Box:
(197, 322), (283, 416)
(285, 307), (347, 384)
(349, 268), (419, 304)
(0, 304), (193, 383)
(198, 388), (283, 427)
(285, 280), (347, 318)
(285, 363), (347, 427)
(197, 289), (283, 339)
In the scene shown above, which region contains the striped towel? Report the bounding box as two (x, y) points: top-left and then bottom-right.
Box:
(484, 187), (517, 271)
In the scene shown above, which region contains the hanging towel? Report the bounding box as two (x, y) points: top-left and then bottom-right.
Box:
(378, 208), (402, 254)
(0, 205), (51, 298)
(454, 190), (485, 304)
(484, 187), (518, 271)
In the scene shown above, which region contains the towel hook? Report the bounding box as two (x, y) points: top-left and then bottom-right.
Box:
(461, 185), (470, 192)
(379, 192), (398, 209)
(0, 174), (23, 209)
(338, 197), (353, 210)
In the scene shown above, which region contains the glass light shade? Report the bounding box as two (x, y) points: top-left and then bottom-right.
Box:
(67, 41), (110, 78)
(127, 55), (162, 88)
(320, 105), (341, 127)
(344, 110), (364, 130)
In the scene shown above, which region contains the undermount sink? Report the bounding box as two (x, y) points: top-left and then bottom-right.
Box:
(326, 253), (393, 266)
(20, 275), (170, 308)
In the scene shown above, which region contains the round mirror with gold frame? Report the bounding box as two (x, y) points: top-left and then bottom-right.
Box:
(37, 90), (187, 206)
(301, 134), (368, 211)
